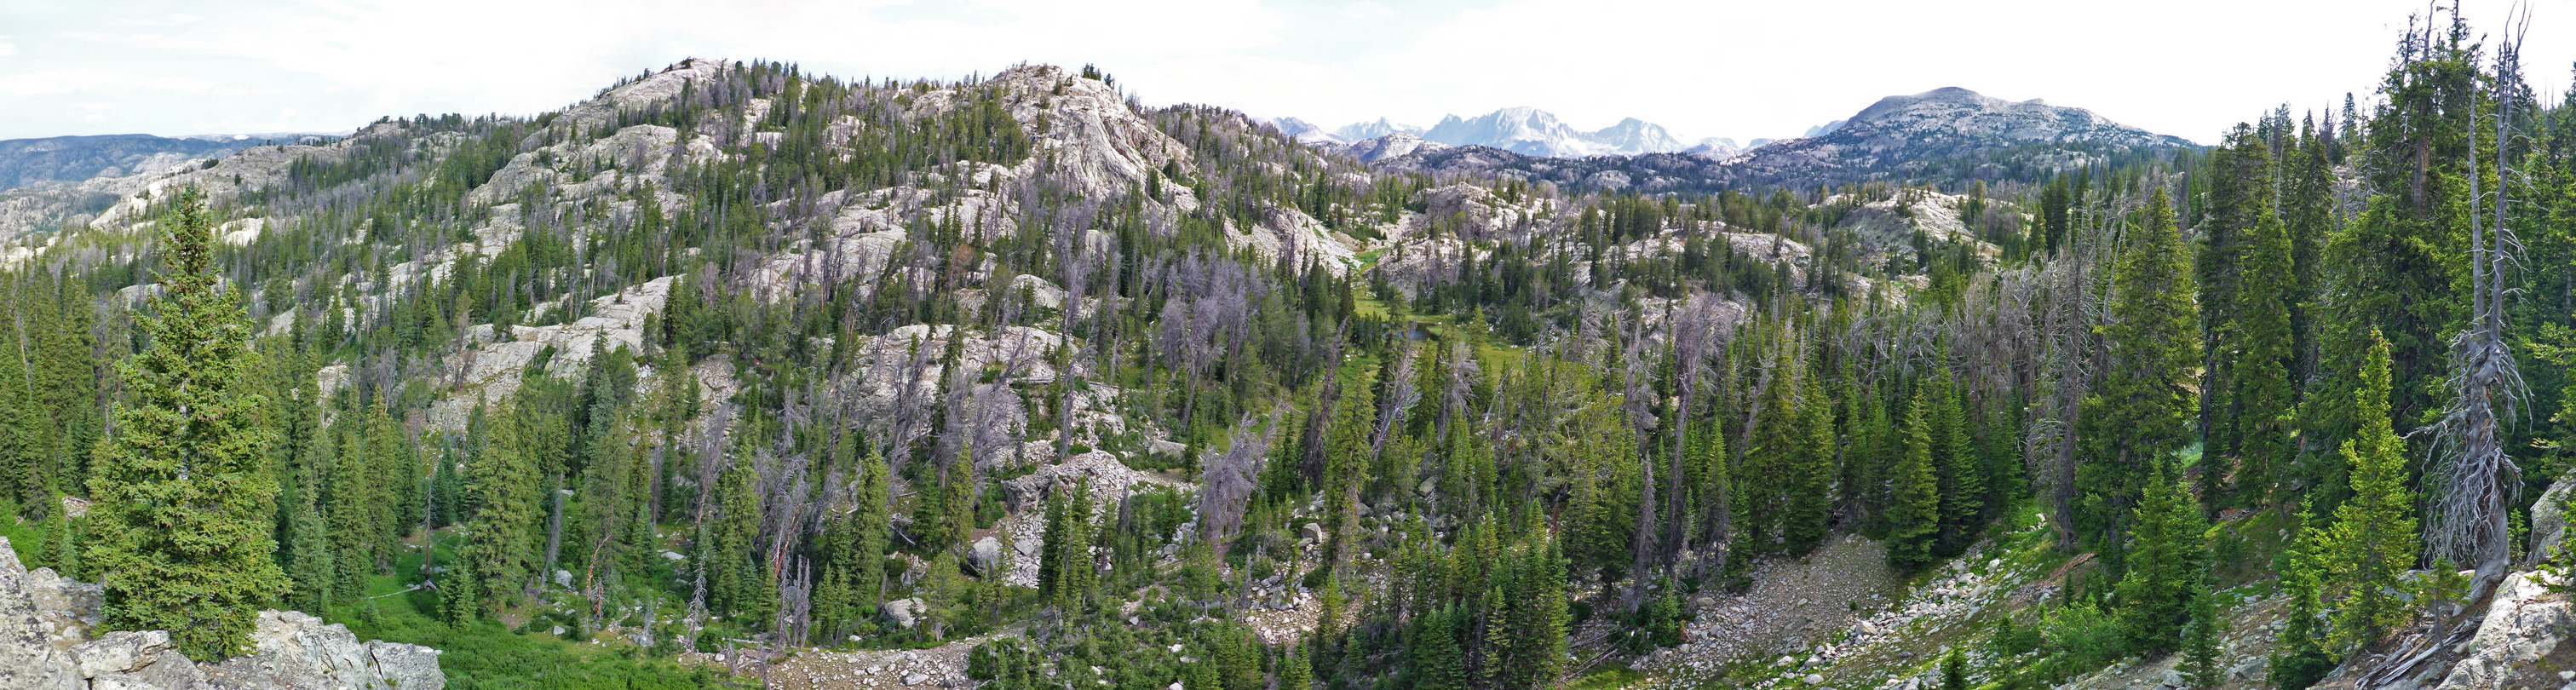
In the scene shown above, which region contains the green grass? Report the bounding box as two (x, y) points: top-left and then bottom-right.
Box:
(1568, 665), (1647, 690)
(331, 537), (739, 690)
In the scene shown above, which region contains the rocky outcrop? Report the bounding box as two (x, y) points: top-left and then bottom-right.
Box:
(2527, 473), (2573, 566)
(2429, 571), (2572, 690)
(201, 611), (446, 690)
(0, 537), (446, 690)
(0, 538), (82, 690)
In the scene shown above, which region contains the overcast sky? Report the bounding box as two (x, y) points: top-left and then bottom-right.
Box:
(2, 0), (2568, 145)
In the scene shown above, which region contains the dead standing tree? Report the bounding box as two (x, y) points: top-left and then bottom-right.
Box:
(2426, 15), (2532, 603)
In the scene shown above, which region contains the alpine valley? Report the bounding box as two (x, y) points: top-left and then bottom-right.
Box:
(0, 8), (2572, 690)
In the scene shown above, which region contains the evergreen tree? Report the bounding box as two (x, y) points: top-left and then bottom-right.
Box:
(940, 451), (976, 551)
(848, 442), (891, 610)
(1411, 606), (1467, 690)
(2320, 331), (2415, 652)
(2079, 187), (2200, 541)
(1784, 369), (1834, 555)
(2268, 506), (2334, 690)
(2113, 463), (2208, 656)
(2182, 589), (2226, 690)
(1886, 389), (1941, 571)
(2229, 203), (2298, 509)
(1931, 352), (1977, 556)
(710, 452), (768, 618)
(460, 408), (541, 617)
(1279, 641), (1313, 690)
(1940, 647), (1968, 690)
(85, 187), (290, 660)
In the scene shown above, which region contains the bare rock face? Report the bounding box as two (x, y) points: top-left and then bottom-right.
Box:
(69, 630), (205, 690)
(201, 610), (444, 690)
(0, 537), (446, 690)
(2431, 571), (2572, 690)
(0, 539), (83, 690)
(25, 566), (103, 651)
(2527, 473), (2573, 565)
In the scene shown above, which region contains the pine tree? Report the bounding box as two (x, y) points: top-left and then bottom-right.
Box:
(940, 451), (976, 551)
(1785, 370), (1834, 555)
(1684, 416), (1728, 549)
(1412, 606), (1467, 690)
(460, 407), (541, 617)
(1739, 338), (1803, 554)
(1887, 389), (1941, 571)
(2114, 463), (2208, 656)
(2079, 187), (2200, 539)
(2320, 331), (2415, 652)
(1940, 647), (1969, 690)
(326, 415), (378, 607)
(2230, 206), (2298, 508)
(710, 452), (768, 618)
(849, 443), (891, 610)
(2182, 589), (2226, 690)
(85, 187), (290, 660)
(1279, 641), (1313, 690)
(2268, 506), (2334, 690)
(1932, 352), (1977, 556)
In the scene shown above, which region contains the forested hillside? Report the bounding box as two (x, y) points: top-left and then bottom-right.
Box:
(0, 8), (2571, 690)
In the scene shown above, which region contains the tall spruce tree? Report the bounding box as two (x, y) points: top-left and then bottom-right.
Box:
(1784, 369), (1835, 555)
(1931, 351), (1977, 556)
(2079, 187), (2200, 542)
(1887, 389), (1941, 571)
(2230, 206), (2299, 509)
(85, 187), (290, 660)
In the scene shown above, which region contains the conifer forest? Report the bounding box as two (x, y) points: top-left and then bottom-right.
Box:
(1, 5), (2574, 690)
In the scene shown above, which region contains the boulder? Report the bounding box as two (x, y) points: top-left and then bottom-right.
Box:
(883, 598), (924, 629)
(0, 537), (84, 690)
(969, 538), (1005, 577)
(201, 609), (446, 690)
(1300, 522), (1326, 543)
(70, 630), (206, 690)
(2430, 571), (2572, 690)
(25, 566), (102, 649)
(2529, 473), (2574, 565)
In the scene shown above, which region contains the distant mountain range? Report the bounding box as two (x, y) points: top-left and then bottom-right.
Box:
(1269, 109), (1746, 159)
(0, 133), (337, 193)
(1293, 87), (2197, 193)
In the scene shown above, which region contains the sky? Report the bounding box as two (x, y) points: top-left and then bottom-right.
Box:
(2, 0), (2570, 146)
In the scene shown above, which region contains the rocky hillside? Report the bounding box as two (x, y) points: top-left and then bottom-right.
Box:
(1343, 87), (2195, 193)
(1713, 87), (2196, 188)
(0, 134), (335, 193)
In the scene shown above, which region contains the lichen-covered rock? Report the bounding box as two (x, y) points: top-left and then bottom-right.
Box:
(2430, 571), (2572, 690)
(2528, 473), (2573, 566)
(968, 538), (1005, 578)
(25, 566), (102, 650)
(0, 538), (445, 690)
(0, 538), (83, 690)
(70, 630), (207, 690)
(202, 610), (445, 690)
(883, 598), (923, 630)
